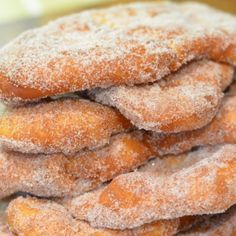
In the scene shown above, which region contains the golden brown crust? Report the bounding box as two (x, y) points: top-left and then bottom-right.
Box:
(180, 205), (236, 236)
(90, 60), (233, 133)
(0, 95), (236, 199)
(6, 197), (198, 236)
(152, 94), (236, 155)
(66, 144), (236, 229)
(0, 98), (131, 154)
(0, 132), (155, 199)
(6, 197), (236, 236)
(0, 2), (236, 102)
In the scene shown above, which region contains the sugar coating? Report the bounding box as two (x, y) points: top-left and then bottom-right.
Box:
(90, 60), (234, 133)
(139, 149), (213, 175)
(1, 1), (236, 233)
(0, 95), (236, 200)
(0, 98), (131, 154)
(6, 196), (185, 236)
(0, 2), (236, 102)
(147, 94), (236, 156)
(5, 196), (236, 235)
(66, 144), (236, 229)
(7, 197), (81, 236)
(0, 132), (156, 199)
(180, 205), (236, 235)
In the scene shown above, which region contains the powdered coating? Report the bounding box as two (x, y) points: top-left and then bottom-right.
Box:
(0, 132), (156, 199)
(0, 2), (236, 102)
(66, 144), (236, 229)
(90, 60), (234, 133)
(0, 98), (131, 154)
(6, 197), (236, 236)
(180, 205), (236, 236)
(0, 95), (236, 199)
(6, 196), (186, 236)
(145, 94), (236, 157)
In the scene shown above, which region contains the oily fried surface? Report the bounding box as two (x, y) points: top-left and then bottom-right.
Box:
(0, 98), (131, 154)
(180, 205), (236, 236)
(6, 196), (199, 236)
(65, 144), (236, 229)
(0, 2), (236, 102)
(0, 95), (235, 200)
(90, 60), (233, 133)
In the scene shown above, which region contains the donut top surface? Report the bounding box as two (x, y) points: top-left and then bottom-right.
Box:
(0, 2), (236, 102)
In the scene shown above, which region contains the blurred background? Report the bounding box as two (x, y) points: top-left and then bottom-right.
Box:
(0, 0), (235, 47)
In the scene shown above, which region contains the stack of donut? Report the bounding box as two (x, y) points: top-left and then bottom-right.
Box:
(0, 2), (235, 235)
